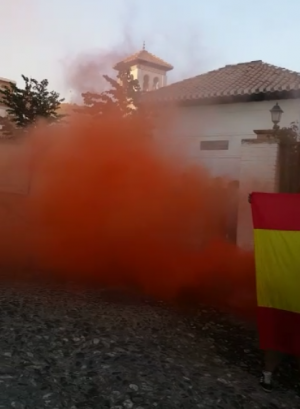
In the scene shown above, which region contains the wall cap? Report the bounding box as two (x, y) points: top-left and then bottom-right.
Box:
(242, 129), (278, 144)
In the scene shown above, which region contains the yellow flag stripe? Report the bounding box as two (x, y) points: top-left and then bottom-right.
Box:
(254, 229), (300, 314)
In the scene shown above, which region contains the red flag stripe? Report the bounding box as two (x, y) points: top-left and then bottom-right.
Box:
(251, 192), (300, 231)
(257, 306), (300, 355)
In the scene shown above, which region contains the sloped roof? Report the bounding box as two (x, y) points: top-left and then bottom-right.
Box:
(0, 76), (15, 85)
(114, 49), (173, 72)
(146, 60), (300, 103)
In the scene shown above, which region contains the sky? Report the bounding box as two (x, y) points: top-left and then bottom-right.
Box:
(1, 0), (300, 100)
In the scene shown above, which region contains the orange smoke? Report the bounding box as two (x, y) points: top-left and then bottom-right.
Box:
(0, 113), (256, 320)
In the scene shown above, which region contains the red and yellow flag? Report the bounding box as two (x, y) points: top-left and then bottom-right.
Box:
(250, 192), (300, 355)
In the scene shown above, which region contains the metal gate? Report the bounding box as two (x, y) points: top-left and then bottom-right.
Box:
(278, 140), (300, 193)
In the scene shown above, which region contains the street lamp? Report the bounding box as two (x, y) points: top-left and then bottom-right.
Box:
(270, 102), (283, 129)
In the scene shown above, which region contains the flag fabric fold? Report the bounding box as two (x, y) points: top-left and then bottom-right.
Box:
(250, 192), (300, 355)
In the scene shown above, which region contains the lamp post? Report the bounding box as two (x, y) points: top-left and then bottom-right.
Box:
(270, 102), (283, 130)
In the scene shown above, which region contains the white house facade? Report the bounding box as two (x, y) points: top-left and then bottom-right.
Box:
(154, 98), (300, 179)
(115, 51), (300, 182)
(142, 59), (300, 178)
(0, 76), (15, 117)
(114, 52), (300, 248)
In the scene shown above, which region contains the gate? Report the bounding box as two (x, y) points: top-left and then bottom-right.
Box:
(278, 138), (300, 194)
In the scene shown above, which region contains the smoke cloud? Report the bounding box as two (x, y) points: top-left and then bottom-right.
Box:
(0, 111), (256, 321)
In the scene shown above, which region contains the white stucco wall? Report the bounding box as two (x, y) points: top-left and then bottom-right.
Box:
(0, 106), (8, 135)
(130, 64), (167, 90)
(0, 107), (6, 117)
(0, 139), (31, 195)
(0, 79), (11, 122)
(158, 98), (300, 179)
(237, 138), (279, 249)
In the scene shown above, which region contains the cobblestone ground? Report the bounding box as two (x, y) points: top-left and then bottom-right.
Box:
(0, 283), (299, 409)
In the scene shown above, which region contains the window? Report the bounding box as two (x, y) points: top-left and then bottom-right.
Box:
(153, 77), (159, 89)
(200, 140), (229, 151)
(143, 74), (149, 91)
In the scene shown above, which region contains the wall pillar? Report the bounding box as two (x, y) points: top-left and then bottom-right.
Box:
(237, 130), (279, 250)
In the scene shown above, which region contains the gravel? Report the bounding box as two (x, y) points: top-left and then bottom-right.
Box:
(0, 282), (299, 409)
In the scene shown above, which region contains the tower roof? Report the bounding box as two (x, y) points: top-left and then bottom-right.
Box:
(114, 47), (173, 72)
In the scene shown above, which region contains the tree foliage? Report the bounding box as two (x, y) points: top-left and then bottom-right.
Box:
(0, 75), (65, 136)
(273, 121), (299, 144)
(274, 122), (300, 193)
(80, 69), (141, 117)
(79, 69), (155, 136)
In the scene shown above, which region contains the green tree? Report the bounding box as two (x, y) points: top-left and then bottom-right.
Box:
(80, 69), (141, 118)
(80, 69), (155, 134)
(0, 75), (65, 136)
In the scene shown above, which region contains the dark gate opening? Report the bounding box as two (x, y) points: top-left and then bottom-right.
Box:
(279, 141), (300, 193)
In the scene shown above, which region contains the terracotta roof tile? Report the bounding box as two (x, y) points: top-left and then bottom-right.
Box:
(114, 49), (173, 71)
(146, 60), (300, 102)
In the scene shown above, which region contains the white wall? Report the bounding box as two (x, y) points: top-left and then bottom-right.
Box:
(237, 137), (279, 249)
(0, 139), (31, 195)
(131, 64), (167, 90)
(157, 98), (300, 178)
(0, 106), (8, 135)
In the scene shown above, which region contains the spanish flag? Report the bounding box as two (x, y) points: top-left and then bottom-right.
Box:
(250, 192), (300, 355)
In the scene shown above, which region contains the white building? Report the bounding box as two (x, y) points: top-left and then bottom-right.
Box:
(145, 59), (300, 178)
(0, 76), (15, 117)
(115, 52), (300, 248)
(115, 52), (300, 179)
(147, 59), (300, 248)
(114, 44), (173, 91)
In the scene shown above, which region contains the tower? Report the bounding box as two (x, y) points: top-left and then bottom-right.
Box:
(113, 43), (173, 91)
